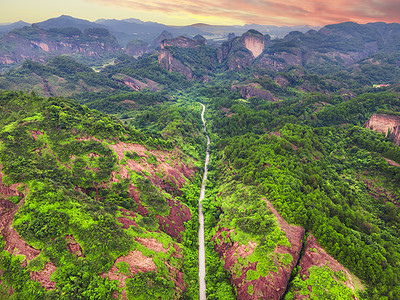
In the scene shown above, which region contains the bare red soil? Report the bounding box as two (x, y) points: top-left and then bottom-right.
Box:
(136, 237), (168, 253)
(65, 235), (84, 257)
(156, 198), (191, 242)
(108, 142), (196, 191)
(29, 130), (44, 140)
(102, 250), (158, 299)
(30, 262), (57, 290)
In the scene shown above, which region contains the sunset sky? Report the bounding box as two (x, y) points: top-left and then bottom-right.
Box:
(1, 0), (400, 26)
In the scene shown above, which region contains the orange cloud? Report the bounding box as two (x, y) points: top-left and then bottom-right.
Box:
(85, 0), (400, 26)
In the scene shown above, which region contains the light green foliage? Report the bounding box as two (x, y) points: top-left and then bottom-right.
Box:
(279, 253), (293, 266)
(126, 271), (176, 300)
(116, 261), (131, 276)
(27, 253), (48, 271)
(204, 180), (291, 282)
(0, 91), (189, 299)
(246, 269), (261, 281)
(136, 177), (170, 216)
(248, 284), (254, 295)
(147, 154), (157, 165)
(125, 150), (141, 161)
(284, 266), (356, 300)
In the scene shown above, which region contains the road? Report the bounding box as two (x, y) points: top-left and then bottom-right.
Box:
(199, 103), (209, 300)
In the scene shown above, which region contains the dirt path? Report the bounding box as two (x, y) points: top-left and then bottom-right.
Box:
(199, 103), (209, 300)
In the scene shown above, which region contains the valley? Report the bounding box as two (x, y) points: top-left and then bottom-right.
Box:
(0, 15), (400, 300)
(198, 103), (209, 300)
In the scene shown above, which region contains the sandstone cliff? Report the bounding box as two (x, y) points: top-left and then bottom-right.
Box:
(213, 199), (304, 300)
(365, 113), (400, 145)
(285, 235), (361, 299)
(218, 30), (267, 70)
(0, 26), (121, 66)
(158, 49), (193, 80)
(161, 35), (205, 49)
(150, 30), (173, 49)
(112, 73), (161, 92)
(124, 40), (149, 57)
(231, 83), (278, 102)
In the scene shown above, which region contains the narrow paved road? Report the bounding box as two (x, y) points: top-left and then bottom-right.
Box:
(199, 103), (209, 300)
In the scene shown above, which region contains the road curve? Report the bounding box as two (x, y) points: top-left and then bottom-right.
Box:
(199, 103), (209, 300)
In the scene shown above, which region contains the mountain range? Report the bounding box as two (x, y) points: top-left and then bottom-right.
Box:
(1, 14), (400, 300)
(0, 15), (317, 46)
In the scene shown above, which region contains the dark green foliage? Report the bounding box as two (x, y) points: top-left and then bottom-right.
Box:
(126, 271), (175, 300)
(214, 125), (400, 298)
(136, 177), (169, 215)
(53, 259), (120, 298)
(0, 251), (46, 299)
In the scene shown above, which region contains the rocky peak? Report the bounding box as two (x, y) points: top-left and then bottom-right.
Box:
(193, 35), (207, 45)
(242, 29), (265, 58)
(160, 35), (205, 49)
(150, 30), (173, 49)
(158, 48), (192, 80)
(125, 39), (149, 57)
(0, 25), (121, 66)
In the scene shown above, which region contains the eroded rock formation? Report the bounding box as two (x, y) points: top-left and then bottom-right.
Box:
(231, 83), (278, 102)
(365, 114), (400, 145)
(158, 48), (193, 80)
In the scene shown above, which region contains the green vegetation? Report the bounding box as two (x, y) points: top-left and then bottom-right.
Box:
(285, 266), (356, 299)
(3, 22), (400, 299)
(0, 90), (202, 299)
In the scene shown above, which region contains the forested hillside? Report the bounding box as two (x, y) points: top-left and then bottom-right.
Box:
(1, 20), (400, 300)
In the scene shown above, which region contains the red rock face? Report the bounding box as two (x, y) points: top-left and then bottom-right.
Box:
(0, 26), (121, 65)
(157, 198), (191, 242)
(231, 83), (278, 102)
(214, 201), (305, 300)
(296, 235), (359, 296)
(30, 262), (57, 290)
(365, 114), (400, 145)
(112, 74), (160, 92)
(244, 36), (265, 58)
(158, 49), (193, 80)
(161, 36), (205, 49)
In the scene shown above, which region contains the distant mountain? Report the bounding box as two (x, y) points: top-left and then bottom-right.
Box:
(35, 15), (105, 30)
(0, 56), (129, 97)
(96, 18), (207, 45)
(189, 23), (318, 39)
(0, 20), (31, 36)
(216, 22), (400, 75)
(0, 25), (121, 70)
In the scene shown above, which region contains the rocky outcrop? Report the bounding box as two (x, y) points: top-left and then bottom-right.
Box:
(243, 30), (265, 58)
(158, 48), (192, 80)
(161, 35), (205, 49)
(365, 114), (400, 145)
(124, 31), (174, 57)
(231, 83), (278, 102)
(254, 56), (287, 71)
(124, 40), (149, 57)
(218, 29), (267, 70)
(150, 30), (173, 49)
(157, 35), (210, 80)
(0, 25), (121, 65)
(286, 234), (360, 299)
(390, 126), (400, 146)
(112, 73), (161, 92)
(213, 201), (304, 300)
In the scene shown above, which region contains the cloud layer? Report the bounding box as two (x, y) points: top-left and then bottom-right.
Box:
(86, 0), (400, 25)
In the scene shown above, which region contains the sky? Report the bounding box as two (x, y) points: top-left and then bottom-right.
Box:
(1, 0), (400, 26)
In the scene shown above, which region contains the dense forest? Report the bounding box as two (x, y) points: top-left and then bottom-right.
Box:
(1, 20), (400, 300)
